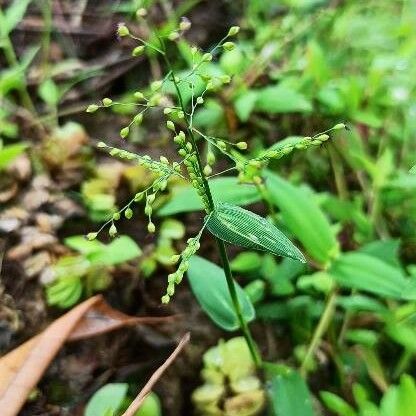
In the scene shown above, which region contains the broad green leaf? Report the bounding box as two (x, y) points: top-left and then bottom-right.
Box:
(85, 383), (128, 416)
(352, 110), (383, 128)
(0, 143), (27, 170)
(158, 177), (261, 216)
(264, 171), (339, 265)
(206, 203), (306, 262)
(330, 252), (407, 299)
(317, 86), (345, 114)
(64, 235), (141, 266)
(306, 40), (330, 86)
(163, 63), (221, 105)
(268, 370), (315, 416)
(264, 257), (303, 297)
(255, 85), (312, 114)
(88, 236), (142, 267)
(345, 330), (379, 347)
(187, 256), (255, 331)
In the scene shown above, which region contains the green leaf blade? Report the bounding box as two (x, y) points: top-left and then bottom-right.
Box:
(2, 0), (33, 36)
(330, 252), (408, 299)
(85, 383), (128, 416)
(87, 236), (142, 267)
(268, 370), (315, 416)
(264, 171), (338, 265)
(187, 256), (255, 331)
(255, 84), (312, 114)
(207, 203), (306, 262)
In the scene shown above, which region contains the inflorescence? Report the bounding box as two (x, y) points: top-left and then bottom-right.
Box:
(85, 11), (346, 303)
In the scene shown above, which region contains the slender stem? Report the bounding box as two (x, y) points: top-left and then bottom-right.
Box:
(300, 289), (337, 377)
(216, 239), (262, 367)
(159, 37), (262, 368)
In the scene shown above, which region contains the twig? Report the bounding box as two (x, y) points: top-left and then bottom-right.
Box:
(121, 333), (190, 416)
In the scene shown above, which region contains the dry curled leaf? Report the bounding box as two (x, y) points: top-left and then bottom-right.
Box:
(0, 295), (172, 416)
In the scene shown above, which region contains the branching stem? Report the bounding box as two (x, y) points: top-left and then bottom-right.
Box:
(159, 36), (262, 368)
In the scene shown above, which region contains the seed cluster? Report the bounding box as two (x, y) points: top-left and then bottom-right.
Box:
(169, 126), (211, 212)
(239, 124), (346, 183)
(97, 142), (180, 178)
(85, 16), (346, 308)
(162, 235), (201, 303)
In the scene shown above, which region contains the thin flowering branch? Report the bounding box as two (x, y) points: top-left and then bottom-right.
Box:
(161, 217), (210, 303)
(87, 16), (344, 370)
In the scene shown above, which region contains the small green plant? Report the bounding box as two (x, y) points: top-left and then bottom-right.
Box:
(46, 235), (141, 308)
(192, 337), (265, 416)
(86, 15), (345, 372)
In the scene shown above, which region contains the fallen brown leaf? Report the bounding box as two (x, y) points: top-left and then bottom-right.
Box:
(0, 295), (173, 416)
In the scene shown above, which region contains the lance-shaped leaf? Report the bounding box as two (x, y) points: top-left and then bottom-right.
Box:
(206, 203), (306, 262)
(330, 252), (407, 299)
(264, 170), (339, 265)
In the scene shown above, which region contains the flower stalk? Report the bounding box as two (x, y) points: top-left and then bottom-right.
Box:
(159, 37), (262, 368)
